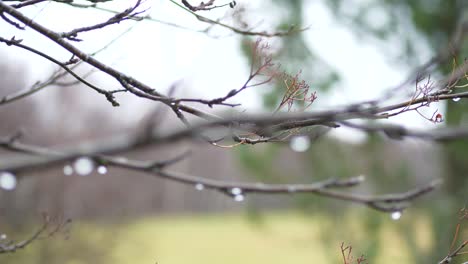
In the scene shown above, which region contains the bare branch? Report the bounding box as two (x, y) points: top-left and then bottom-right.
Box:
(59, 0), (146, 41)
(10, 0), (47, 9)
(0, 1), (229, 122)
(0, 137), (441, 212)
(169, 0), (309, 37)
(0, 21), (137, 106)
(181, 0), (233, 12)
(0, 36), (124, 106)
(0, 214), (70, 254)
(339, 121), (468, 141)
(341, 242), (367, 264)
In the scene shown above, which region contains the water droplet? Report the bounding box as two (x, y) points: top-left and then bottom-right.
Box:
(195, 183), (205, 191)
(234, 194), (244, 202)
(97, 165), (108, 175)
(356, 175), (366, 182)
(115, 156), (128, 163)
(0, 172), (17, 191)
(230, 187), (242, 195)
(452, 97), (461, 102)
(63, 165), (73, 176)
(287, 186), (297, 193)
(73, 157), (94, 176)
(391, 211), (402, 220)
(289, 136), (310, 152)
(0, 234), (6, 240)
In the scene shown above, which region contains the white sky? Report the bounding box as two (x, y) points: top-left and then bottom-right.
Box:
(0, 0), (445, 142)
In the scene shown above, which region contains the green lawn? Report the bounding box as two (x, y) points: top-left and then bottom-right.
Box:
(2, 210), (433, 264)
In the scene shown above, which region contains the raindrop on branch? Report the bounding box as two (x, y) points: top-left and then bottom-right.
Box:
(115, 156), (128, 163)
(195, 183), (205, 191)
(289, 136), (310, 152)
(0, 172), (17, 191)
(63, 165), (73, 176)
(73, 157), (94, 176)
(97, 165), (108, 175)
(355, 175), (366, 183)
(230, 187), (242, 196)
(234, 194), (244, 202)
(452, 97), (461, 102)
(391, 211), (402, 220)
(287, 186), (297, 193)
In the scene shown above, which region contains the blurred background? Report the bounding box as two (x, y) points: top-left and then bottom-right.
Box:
(0, 0), (467, 263)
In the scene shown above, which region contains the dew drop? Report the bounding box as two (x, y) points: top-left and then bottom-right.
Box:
(0, 172), (17, 191)
(391, 211), (402, 220)
(230, 187), (242, 196)
(0, 234), (6, 240)
(63, 165), (73, 176)
(97, 165), (108, 175)
(452, 97), (461, 102)
(115, 156), (128, 163)
(289, 136), (310, 152)
(195, 183), (205, 191)
(73, 157), (94, 176)
(234, 194), (244, 202)
(287, 186), (297, 193)
(356, 175), (366, 182)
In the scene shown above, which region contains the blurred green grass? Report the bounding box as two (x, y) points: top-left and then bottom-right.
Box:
(2, 210), (434, 264)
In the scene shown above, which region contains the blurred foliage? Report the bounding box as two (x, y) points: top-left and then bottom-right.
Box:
(237, 0), (468, 263)
(237, 144), (282, 182)
(324, 1), (468, 262)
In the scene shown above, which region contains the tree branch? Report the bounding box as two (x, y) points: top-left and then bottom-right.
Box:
(0, 136), (441, 213)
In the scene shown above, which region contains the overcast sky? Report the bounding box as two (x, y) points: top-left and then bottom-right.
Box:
(0, 0), (444, 142)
